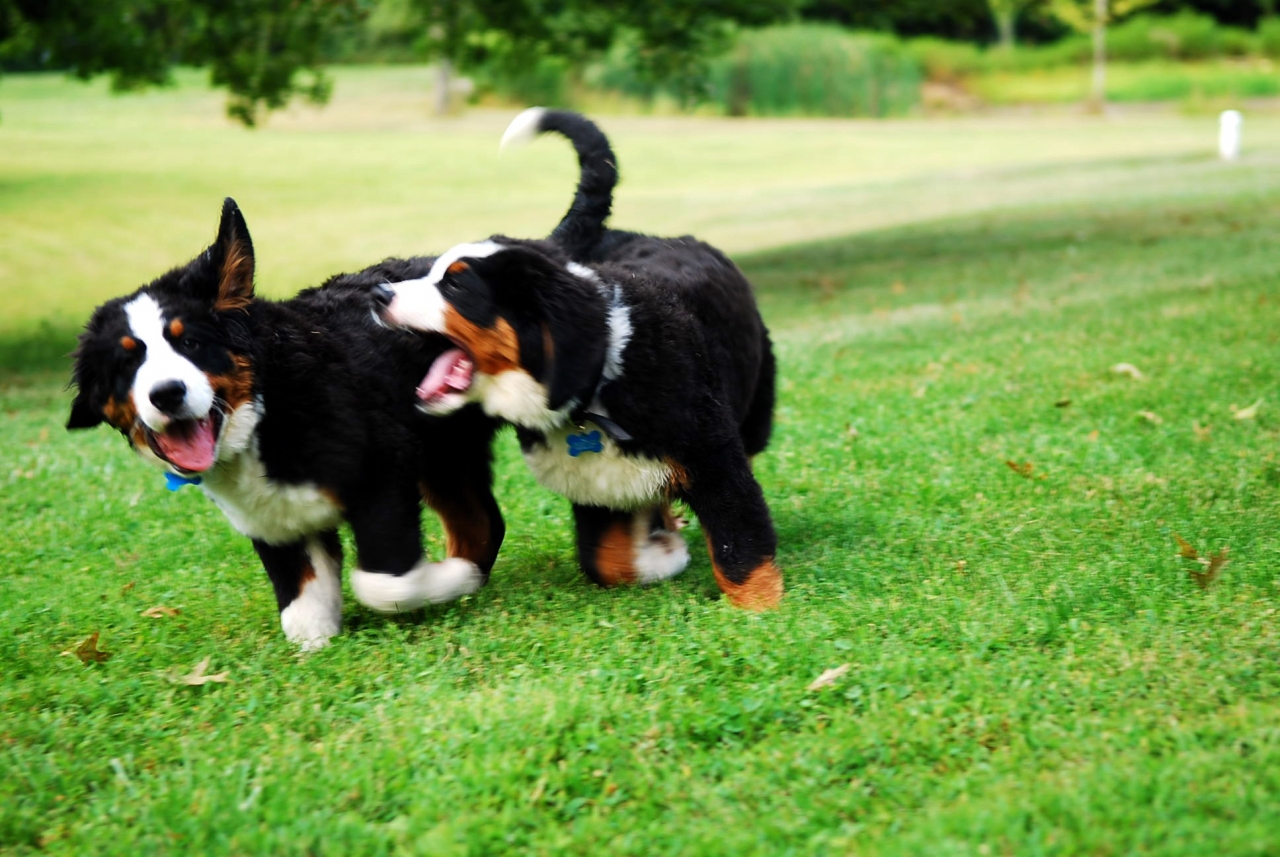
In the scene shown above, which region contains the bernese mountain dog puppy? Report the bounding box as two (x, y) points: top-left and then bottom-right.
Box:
(67, 200), (505, 650)
(372, 109), (782, 610)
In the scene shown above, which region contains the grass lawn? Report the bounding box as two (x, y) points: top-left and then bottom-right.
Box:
(2, 68), (1279, 854)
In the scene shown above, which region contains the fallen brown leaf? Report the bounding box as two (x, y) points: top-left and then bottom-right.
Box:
(63, 632), (111, 664)
(1192, 421), (1211, 441)
(807, 663), (851, 691)
(1137, 410), (1163, 425)
(140, 605), (180, 619)
(1191, 548), (1229, 589)
(1054, 399), (1072, 408)
(1112, 363), (1144, 380)
(169, 657), (230, 686)
(1005, 460), (1034, 478)
(1173, 535), (1229, 589)
(1173, 533), (1199, 560)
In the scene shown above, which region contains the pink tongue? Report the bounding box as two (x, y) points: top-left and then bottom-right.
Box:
(155, 417), (217, 473)
(416, 349), (473, 402)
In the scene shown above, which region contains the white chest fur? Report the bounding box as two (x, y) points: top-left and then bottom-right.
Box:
(198, 403), (342, 544)
(523, 424), (672, 510)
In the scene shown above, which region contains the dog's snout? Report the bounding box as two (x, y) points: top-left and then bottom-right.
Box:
(150, 380), (188, 415)
(370, 284), (395, 309)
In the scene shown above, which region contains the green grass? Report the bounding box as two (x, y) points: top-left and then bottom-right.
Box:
(970, 58), (1280, 106)
(2, 68), (1279, 854)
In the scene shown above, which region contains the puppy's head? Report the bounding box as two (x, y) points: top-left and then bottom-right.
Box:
(67, 198), (258, 474)
(375, 239), (608, 430)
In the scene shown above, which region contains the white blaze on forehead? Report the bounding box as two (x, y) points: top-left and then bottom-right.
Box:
(124, 293), (215, 430)
(383, 240), (505, 333)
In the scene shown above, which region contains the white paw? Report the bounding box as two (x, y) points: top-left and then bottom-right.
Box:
(280, 593), (341, 652)
(351, 558), (484, 614)
(634, 529), (690, 584)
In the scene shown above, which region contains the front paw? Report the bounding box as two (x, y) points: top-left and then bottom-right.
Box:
(351, 558), (485, 614)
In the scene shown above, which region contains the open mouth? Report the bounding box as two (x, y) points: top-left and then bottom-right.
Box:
(416, 347), (474, 409)
(145, 411), (223, 474)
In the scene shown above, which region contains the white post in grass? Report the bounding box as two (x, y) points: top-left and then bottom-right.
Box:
(1219, 110), (1242, 161)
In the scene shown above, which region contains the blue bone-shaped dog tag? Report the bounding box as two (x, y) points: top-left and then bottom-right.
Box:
(567, 430), (604, 457)
(164, 472), (203, 492)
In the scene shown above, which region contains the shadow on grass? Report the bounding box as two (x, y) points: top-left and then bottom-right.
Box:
(0, 322), (79, 378)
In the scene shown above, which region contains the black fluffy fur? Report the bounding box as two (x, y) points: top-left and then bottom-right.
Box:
(68, 200), (504, 644)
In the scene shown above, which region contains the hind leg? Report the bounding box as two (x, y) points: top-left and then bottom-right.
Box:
(254, 530), (343, 651)
(740, 333), (776, 458)
(676, 429), (781, 610)
(419, 407), (505, 581)
(573, 503), (690, 587)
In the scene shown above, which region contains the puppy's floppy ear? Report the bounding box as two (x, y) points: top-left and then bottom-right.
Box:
(536, 267), (609, 412)
(208, 197), (255, 312)
(66, 349), (104, 430)
(66, 388), (103, 430)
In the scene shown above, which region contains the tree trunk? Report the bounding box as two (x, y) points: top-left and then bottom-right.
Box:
(997, 9), (1016, 49)
(434, 57), (452, 116)
(1089, 0), (1107, 112)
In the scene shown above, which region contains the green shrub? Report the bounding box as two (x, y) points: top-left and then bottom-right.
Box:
(705, 24), (921, 118)
(907, 37), (984, 83)
(1106, 12), (1257, 62)
(1259, 17), (1280, 59)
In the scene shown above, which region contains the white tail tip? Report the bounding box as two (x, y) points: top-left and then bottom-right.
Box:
(500, 107), (547, 152)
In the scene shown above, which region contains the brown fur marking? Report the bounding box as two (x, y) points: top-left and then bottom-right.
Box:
(120, 336), (137, 351)
(216, 241), (254, 313)
(447, 261), (469, 275)
(665, 459), (692, 495)
(595, 519), (637, 586)
(421, 482), (493, 565)
(168, 319), (184, 338)
(705, 534), (783, 610)
(104, 395), (149, 450)
(207, 354), (255, 410)
(443, 307), (521, 376)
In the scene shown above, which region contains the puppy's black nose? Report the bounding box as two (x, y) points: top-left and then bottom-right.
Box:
(370, 284), (395, 308)
(150, 380), (187, 415)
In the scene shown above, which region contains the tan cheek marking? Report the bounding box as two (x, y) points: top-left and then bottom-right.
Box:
(105, 395), (149, 450)
(595, 520), (638, 586)
(207, 355), (255, 410)
(103, 395), (137, 432)
(705, 534), (783, 611)
(443, 306), (522, 376)
(169, 319), (184, 338)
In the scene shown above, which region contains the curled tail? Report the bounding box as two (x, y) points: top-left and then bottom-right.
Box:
(501, 107), (617, 259)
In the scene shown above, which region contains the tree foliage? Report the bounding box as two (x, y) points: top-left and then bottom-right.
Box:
(0, 0), (356, 125)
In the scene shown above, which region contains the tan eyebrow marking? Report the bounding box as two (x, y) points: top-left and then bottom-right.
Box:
(447, 261), (469, 275)
(168, 319), (184, 337)
(120, 336), (137, 351)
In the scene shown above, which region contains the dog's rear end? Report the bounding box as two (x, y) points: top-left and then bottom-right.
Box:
(504, 107), (776, 460)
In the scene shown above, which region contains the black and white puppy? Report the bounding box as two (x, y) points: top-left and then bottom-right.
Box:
(373, 111), (782, 609)
(67, 200), (505, 649)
